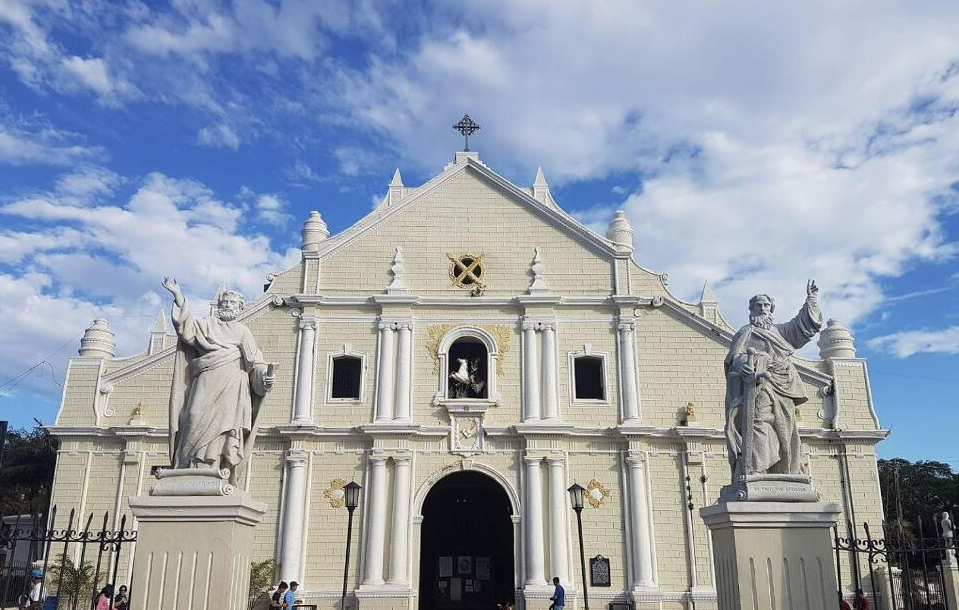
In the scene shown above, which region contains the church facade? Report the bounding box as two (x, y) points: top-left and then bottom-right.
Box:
(47, 149), (887, 610)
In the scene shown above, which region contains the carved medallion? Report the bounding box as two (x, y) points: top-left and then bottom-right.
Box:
(324, 478), (347, 508)
(586, 478), (611, 508)
(451, 416), (483, 454)
(448, 253), (486, 289)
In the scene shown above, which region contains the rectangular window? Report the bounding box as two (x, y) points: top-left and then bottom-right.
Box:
(331, 356), (362, 400)
(573, 356), (605, 401)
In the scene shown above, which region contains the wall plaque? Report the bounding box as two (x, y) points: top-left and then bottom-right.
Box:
(590, 555), (611, 587)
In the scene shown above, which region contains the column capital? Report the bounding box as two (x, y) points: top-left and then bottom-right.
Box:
(377, 321), (394, 331)
(286, 450), (309, 466)
(298, 317), (318, 331)
(391, 454), (412, 465)
(369, 453), (389, 466)
(523, 455), (544, 467)
(522, 321), (539, 332)
(625, 450), (647, 468)
(393, 321), (413, 331)
(618, 318), (636, 332)
(539, 322), (556, 332)
(545, 455), (566, 467)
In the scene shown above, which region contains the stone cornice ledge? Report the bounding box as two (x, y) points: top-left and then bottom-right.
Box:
(700, 501), (841, 530)
(357, 422), (448, 438)
(127, 494), (267, 526)
(511, 422), (580, 436)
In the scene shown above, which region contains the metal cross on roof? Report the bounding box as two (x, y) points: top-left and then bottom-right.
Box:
(452, 114), (481, 151)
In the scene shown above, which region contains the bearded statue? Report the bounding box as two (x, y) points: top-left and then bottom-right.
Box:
(722, 280), (823, 501)
(162, 278), (275, 485)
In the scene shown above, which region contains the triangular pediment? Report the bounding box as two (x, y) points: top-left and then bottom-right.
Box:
(312, 157), (621, 296)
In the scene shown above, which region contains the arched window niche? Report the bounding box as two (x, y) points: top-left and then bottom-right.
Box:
(433, 326), (501, 408)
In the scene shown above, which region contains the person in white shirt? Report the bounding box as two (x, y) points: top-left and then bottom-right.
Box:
(24, 569), (43, 610)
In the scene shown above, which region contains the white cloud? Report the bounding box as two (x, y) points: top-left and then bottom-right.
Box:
(0, 169), (300, 401)
(869, 327), (959, 358)
(0, 120), (101, 166)
(254, 193), (291, 225)
(197, 123), (240, 149)
(330, 1), (959, 329)
(61, 55), (114, 95)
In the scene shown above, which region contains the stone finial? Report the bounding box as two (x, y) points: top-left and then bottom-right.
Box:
(533, 166), (550, 203)
(301, 210), (330, 253)
(387, 246), (406, 294)
(818, 319), (857, 359)
(606, 210), (634, 251)
(699, 281), (717, 304)
(148, 311), (168, 355)
(528, 247), (548, 295)
(388, 168), (404, 205)
(78, 319), (116, 358)
(129, 401), (148, 426)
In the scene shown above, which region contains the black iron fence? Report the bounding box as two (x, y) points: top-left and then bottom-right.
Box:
(0, 506), (136, 610)
(834, 515), (956, 610)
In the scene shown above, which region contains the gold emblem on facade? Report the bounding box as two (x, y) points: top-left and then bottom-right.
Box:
(324, 478), (347, 508)
(447, 253), (485, 288)
(586, 479), (611, 508)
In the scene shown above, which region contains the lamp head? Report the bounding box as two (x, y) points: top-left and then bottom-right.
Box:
(567, 482), (585, 511)
(344, 480), (362, 510)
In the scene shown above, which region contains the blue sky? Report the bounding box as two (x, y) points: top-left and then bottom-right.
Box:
(1, 1), (958, 462)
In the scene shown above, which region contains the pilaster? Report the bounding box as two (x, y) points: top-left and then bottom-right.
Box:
(362, 455), (390, 586)
(393, 323), (412, 422)
(374, 323), (396, 423)
(279, 449), (309, 583)
(292, 317), (317, 425)
(387, 455), (412, 586)
(524, 454), (547, 587)
(546, 456), (570, 584)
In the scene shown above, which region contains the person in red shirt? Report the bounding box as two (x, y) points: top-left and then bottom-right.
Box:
(853, 588), (869, 610)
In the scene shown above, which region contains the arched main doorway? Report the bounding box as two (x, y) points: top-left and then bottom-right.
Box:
(418, 471), (515, 610)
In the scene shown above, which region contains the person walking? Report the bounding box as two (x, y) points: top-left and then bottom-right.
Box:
(93, 585), (114, 610)
(114, 585), (129, 610)
(284, 581), (299, 608)
(20, 569), (43, 610)
(550, 577), (565, 610)
(270, 582), (288, 609)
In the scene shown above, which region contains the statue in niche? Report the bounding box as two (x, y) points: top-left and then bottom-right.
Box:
(724, 280), (822, 482)
(162, 277), (275, 484)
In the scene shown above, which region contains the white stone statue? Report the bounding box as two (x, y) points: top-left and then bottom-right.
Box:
(162, 278), (275, 484)
(724, 280), (822, 485)
(941, 512), (954, 546)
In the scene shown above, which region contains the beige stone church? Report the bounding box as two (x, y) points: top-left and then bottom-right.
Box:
(48, 149), (887, 610)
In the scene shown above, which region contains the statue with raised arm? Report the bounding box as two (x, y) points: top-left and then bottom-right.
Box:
(722, 280), (823, 502)
(161, 278), (274, 487)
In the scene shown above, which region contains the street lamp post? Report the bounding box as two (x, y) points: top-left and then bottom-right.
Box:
(341, 481), (362, 610)
(567, 483), (589, 610)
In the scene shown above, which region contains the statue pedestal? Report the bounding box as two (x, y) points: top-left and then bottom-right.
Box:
(941, 556), (959, 610)
(700, 501), (840, 610)
(128, 493), (267, 610)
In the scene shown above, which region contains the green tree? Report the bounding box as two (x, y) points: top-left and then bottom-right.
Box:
(47, 553), (105, 610)
(878, 458), (959, 538)
(248, 559), (277, 610)
(0, 425), (58, 516)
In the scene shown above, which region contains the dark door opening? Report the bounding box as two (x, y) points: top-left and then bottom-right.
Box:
(418, 471), (515, 610)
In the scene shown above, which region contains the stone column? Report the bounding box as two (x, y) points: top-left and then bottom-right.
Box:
(363, 455), (390, 585)
(524, 455), (547, 586)
(523, 322), (541, 421)
(618, 318), (640, 422)
(393, 323), (412, 422)
(279, 450), (309, 583)
(292, 318), (317, 425)
(387, 456), (412, 586)
(626, 452), (656, 590)
(374, 323), (395, 422)
(700, 502), (840, 610)
(546, 456), (570, 584)
(541, 323), (559, 421)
